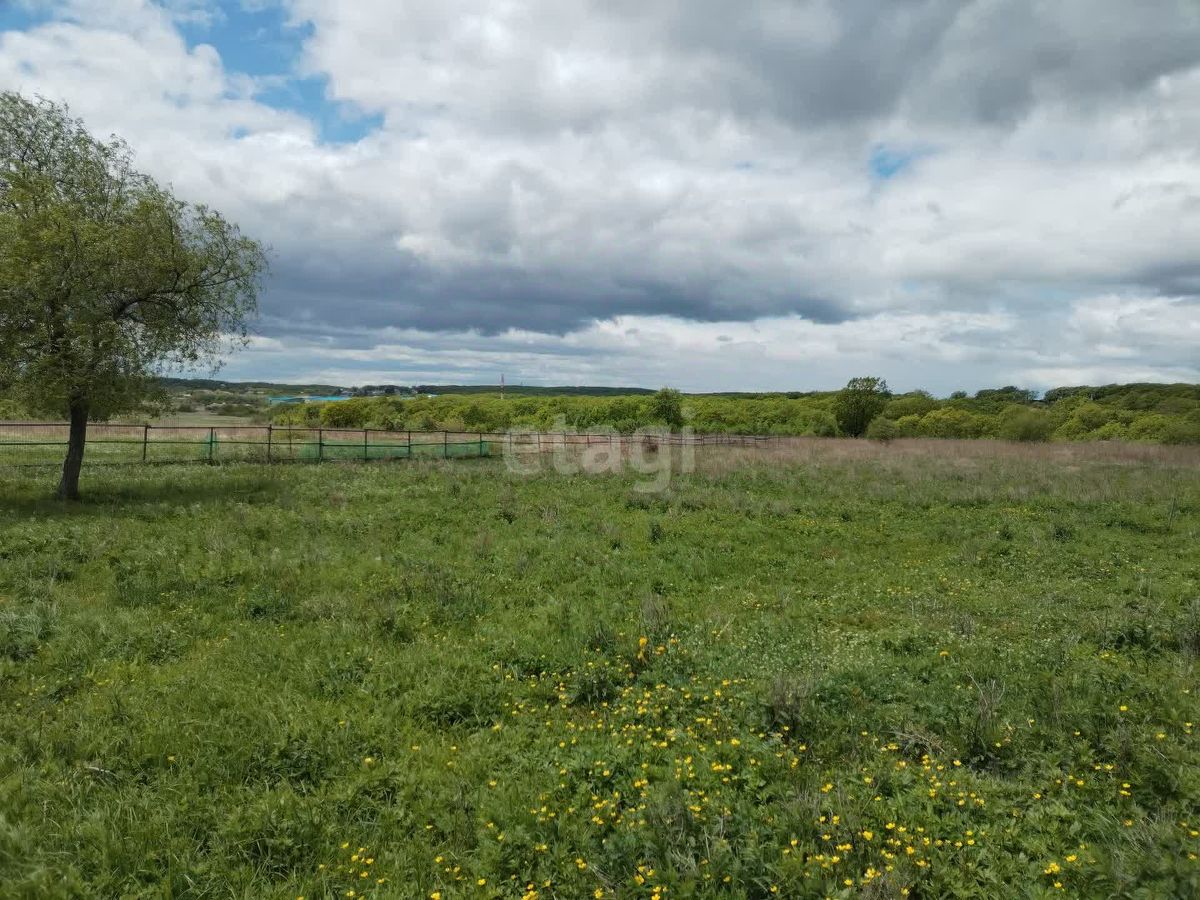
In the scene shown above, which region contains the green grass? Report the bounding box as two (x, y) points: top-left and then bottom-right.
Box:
(0, 446), (1198, 898)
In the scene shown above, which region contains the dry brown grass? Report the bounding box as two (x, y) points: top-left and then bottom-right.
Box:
(696, 436), (1200, 471)
(685, 437), (1200, 507)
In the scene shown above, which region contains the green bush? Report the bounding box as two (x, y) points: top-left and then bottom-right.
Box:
(318, 398), (377, 428)
(865, 416), (899, 442)
(1089, 421), (1130, 442)
(1056, 401), (1119, 439)
(1128, 414), (1174, 442)
(0, 397), (27, 419)
(884, 391), (938, 419)
(1162, 419), (1200, 445)
(918, 407), (990, 439)
(998, 407), (1054, 442)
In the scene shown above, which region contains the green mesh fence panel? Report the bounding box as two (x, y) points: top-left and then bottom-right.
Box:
(292, 439), (491, 461)
(0, 429), (495, 468)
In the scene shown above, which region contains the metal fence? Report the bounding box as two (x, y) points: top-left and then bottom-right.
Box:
(0, 422), (774, 468)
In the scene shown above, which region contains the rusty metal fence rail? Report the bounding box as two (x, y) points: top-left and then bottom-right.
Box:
(0, 422), (775, 468)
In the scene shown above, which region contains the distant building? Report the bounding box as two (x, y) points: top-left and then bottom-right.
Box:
(267, 395), (350, 405)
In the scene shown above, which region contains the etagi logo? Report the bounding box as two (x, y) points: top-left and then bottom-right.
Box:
(502, 417), (695, 492)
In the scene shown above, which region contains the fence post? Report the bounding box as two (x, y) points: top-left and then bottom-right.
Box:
(364, 428), (369, 461)
(142, 424), (149, 462)
(208, 427), (215, 463)
(267, 425), (273, 463)
(407, 429), (411, 459)
(317, 427), (323, 462)
(443, 430), (448, 459)
(478, 432), (483, 457)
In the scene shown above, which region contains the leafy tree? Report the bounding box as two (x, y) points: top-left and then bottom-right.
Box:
(832, 377), (890, 437)
(649, 387), (685, 429)
(0, 93), (266, 499)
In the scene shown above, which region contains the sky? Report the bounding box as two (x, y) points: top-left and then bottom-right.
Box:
(2, 0), (1200, 393)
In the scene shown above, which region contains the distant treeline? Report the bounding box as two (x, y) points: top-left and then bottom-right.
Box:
(155, 378), (654, 398)
(155, 377), (345, 394)
(4, 381), (1198, 444)
(268, 382), (1200, 444)
(412, 384), (655, 397)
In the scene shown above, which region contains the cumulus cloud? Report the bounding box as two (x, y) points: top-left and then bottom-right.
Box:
(2, 0), (1200, 389)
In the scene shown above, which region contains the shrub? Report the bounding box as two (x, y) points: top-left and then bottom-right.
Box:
(1089, 421), (1130, 442)
(0, 397), (26, 418)
(805, 410), (839, 437)
(918, 407), (990, 439)
(998, 407), (1054, 442)
(884, 391), (938, 419)
(1056, 401), (1119, 439)
(1162, 419), (1200, 445)
(318, 398), (373, 428)
(865, 417), (899, 442)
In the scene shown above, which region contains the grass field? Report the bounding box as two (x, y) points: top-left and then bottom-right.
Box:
(1, 442), (1199, 898)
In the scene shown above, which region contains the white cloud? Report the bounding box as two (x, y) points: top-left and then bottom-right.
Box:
(3, 0), (1200, 390)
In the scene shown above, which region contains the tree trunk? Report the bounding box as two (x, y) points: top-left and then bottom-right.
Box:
(56, 401), (88, 501)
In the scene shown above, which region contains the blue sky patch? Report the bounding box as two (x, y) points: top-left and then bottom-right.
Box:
(179, 2), (305, 79)
(180, 1), (382, 144)
(869, 144), (932, 181)
(0, 2), (45, 32)
(0, 0), (382, 145)
(258, 75), (384, 143)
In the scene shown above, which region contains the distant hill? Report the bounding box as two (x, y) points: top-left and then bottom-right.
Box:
(411, 384), (655, 396)
(156, 377), (656, 397)
(156, 377), (346, 395)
